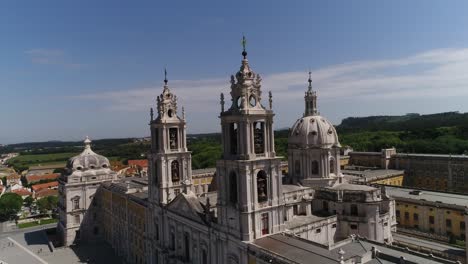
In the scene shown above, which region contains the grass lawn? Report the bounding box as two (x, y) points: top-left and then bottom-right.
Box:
(7, 153), (78, 170)
(18, 218), (58, 229)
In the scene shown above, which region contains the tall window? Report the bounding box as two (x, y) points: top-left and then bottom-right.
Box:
(261, 213), (269, 235)
(202, 249), (208, 264)
(170, 232), (175, 250)
(253, 122), (265, 154)
(257, 170), (268, 203)
(184, 232), (190, 261)
(171, 160), (180, 182)
(229, 171), (238, 204)
(153, 129), (159, 150)
(311, 160), (319, 175)
(323, 201), (329, 212)
(73, 197), (80, 210)
(295, 160), (300, 176)
(330, 159), (335, 174)
(350, 204), (358, 216)
(230, 123), (238, 155)
(169, 128), (178, 149)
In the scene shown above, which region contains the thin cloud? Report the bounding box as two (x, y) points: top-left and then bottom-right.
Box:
(72, 47), (468, 115)
(25, 48), (85, 68)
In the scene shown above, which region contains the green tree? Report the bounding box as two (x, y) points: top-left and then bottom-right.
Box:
(36, 196), (58, 214)
(0, 193), (23, 221)
(24, 196), (34, 207)
(1, 176), (6, 186)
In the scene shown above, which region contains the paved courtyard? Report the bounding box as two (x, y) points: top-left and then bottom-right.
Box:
(0, 227), (121, 264)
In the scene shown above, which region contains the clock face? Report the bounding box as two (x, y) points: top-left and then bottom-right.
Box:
(249, 95), (256, 107)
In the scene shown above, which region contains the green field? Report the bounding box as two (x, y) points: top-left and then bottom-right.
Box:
(7, 152), (79, 171)
(18, 218), (58, 229)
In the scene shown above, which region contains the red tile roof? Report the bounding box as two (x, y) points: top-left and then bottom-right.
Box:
(32, 181), (58, 192)
(35, 189), (58, 198)
(128, 160), (148, 168)
(12, 189), (32, 197)
(26, 173), (59, 184)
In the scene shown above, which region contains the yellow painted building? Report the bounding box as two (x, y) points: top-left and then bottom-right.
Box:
(386, 186), (467, 242)
(98, 178), (149, 264)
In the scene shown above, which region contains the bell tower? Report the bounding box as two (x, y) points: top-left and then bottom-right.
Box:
(148, 70), (192, 205)
(216, 37), (285, 242)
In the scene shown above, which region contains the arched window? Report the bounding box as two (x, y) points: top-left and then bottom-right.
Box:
(171, 160), (180, 182)
(295, 160), (300, 176)
(169, 128), (178, 149)
(311, 160), (319, 175)
(229, 171), (238, 204)
(330, 159), (335, 174)
(257, 170), (268, 203)
(254, 122), (265, 154)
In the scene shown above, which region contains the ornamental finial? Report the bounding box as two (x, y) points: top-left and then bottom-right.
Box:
(268, 91), (272, 110)
(164, 68), (168, 85)
(220, 93), (225, 112)
(241, 34), (247, 59)
(150, 107), (154, 121)
(182, 107), (185, 120)
(308, 71), (312, 91)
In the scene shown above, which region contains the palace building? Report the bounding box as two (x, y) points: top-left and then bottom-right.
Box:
(58, 40), (457, 264)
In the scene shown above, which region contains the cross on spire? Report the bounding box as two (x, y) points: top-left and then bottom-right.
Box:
(308, 71), (312, 91)
(164, 68), (168, 85)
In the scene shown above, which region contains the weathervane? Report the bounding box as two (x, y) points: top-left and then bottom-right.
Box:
(241, 35), (247, 59)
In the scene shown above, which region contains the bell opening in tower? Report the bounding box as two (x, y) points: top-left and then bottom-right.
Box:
(254, 121), (265, 154)
(257, 170), (268, 203)
(169, 128), (178, 150)
(229, 123), (238, 155)
(171, 160), (180, 182)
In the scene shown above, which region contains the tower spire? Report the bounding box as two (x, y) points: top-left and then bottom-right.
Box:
(304, 71), (318, 116)
(241, 35), (247, 59)
(164, 68), (168, 85)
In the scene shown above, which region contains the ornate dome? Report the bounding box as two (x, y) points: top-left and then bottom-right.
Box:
(66, 137), (110, 171)
(288, 115), (340, 148)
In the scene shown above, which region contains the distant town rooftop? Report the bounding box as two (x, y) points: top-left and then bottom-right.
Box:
(342, 169), (404, 181)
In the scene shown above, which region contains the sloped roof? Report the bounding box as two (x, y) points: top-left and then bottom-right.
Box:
(32, 181), (58, 192)
(26, 173), (59, 183)
(166, 192), (207, 225)
(12, 189), (32, 197)
(35, 188), (58, 198)
(128, 160), (148, 167)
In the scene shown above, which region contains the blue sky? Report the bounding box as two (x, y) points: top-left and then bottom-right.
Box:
(2, 1), (468, 144)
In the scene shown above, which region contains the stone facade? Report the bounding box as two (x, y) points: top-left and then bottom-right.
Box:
(58, 42), (453, 264)
(57, 137), (118, 246)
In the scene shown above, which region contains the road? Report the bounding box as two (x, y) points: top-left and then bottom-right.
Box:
(0, 223), (57, 239)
